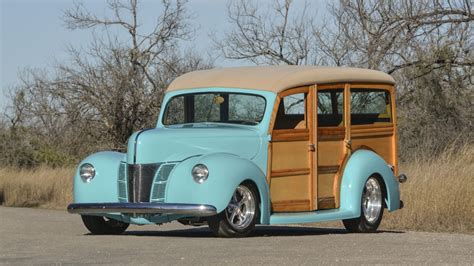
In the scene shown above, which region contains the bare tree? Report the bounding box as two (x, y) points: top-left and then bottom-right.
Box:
(319, 0), (473, 73)
(4, 0), (212, 166)
(213, 0), (319, 65)
(217, 0), (473, 158)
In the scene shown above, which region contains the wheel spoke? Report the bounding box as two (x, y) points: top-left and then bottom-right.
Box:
(224, 185), (257, 230)
(362, 177), (382, 224)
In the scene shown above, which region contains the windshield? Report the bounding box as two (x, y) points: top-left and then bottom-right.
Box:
(163, 92), (266, 126)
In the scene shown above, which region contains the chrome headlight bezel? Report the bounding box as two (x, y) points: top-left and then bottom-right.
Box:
(79, 163), (96, 183)
(192, 164), (209, 184)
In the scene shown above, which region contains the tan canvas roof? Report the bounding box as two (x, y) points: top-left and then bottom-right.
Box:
(167, 66), (395, 93)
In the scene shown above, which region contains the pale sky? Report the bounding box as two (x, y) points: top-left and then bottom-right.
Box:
(0, 0), (327, 110)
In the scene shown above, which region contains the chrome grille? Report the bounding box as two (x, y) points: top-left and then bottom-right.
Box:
(117, 162), (128, 202)
(150, 163), (176, 202)
(127, 163), (162, 203)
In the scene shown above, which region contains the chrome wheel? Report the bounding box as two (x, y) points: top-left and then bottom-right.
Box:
(225, 185), (256, 230)
(362, 177), (383, 224)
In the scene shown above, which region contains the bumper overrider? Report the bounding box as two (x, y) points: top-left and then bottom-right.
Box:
(67, 202), (217, 217)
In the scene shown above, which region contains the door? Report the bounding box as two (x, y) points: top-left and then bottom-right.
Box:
(314, 84), (351, 209)
(269, 86), (315, 212)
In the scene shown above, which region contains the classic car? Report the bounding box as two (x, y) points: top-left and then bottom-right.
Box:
(68, 66), (407, 237)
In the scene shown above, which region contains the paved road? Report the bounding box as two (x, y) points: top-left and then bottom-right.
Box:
(1, 207), (472, 265)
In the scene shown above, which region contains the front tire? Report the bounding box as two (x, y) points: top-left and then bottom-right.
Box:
(208, 183), (260, 237)
(343, 176), (384, 233)
(81, 215), (129, 235)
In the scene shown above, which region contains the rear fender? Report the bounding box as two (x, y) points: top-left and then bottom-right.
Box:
(340, 149), (400, 217)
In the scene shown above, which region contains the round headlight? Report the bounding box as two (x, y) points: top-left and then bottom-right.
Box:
(79, 163), (96, 183)
(192, 164), (209, 184)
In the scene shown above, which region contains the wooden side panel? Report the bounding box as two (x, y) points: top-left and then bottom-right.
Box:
(317, 140), (344, 166)
(351, 129), (395, 166)
(269, 86), (313, 213)
(317, 173), (336, 198)
(314, 84), (348, 210)
(271, 141), (308, 170)
(270, 174), (311, 211)
(270, 140), (311, 212)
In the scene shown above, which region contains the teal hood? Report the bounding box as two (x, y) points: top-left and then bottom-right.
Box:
(126, 124), (263, 164)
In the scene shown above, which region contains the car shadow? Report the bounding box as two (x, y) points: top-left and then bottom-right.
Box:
(118, 225), (404, 238)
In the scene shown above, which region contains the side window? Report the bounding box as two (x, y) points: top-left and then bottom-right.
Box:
(274, 93), (307, 129)
(351, 89), (392, 125)
(317, 89), (343, 127)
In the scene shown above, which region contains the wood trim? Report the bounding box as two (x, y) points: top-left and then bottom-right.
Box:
(316, 83), (346, 90)
(266, 142), (272, 184)
(391, 86), (399, 176)
(351, 124), (394, 129)
(308, 84), (316, 210)
(272, 129), (309, 142)
(318, 197), (336, 209)
(318, 135), (345, 141)
(349, 83), (394, 92)
(278, 86), (309, 98)
(318, 127), (345, 141)
(344, 83), (351, 153)
(318, 165), (339, 174)
(272, 199), (311, 212)
(333, 152), (349, 208)
(271, 168), (310, 177)
(351, 126), (394, 138)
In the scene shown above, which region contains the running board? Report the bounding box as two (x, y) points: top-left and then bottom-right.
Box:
(269, 209), (356, 225)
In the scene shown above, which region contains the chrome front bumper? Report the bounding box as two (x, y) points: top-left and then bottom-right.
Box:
(67, 202), (217, 217)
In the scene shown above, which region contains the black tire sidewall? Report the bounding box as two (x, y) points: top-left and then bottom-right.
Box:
(343, 176), (384, 233)
(81, 215), (129, 235)
(208, 183), (260, 237)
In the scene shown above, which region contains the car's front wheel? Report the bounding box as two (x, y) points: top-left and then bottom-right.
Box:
(208, 183), (259, 237)
(343, 176), (384, 233)
(81, 215), (129, 235)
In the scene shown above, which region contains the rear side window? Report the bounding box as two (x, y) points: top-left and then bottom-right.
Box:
(350, 89), (391, 125)
(317, 89), (343, 127)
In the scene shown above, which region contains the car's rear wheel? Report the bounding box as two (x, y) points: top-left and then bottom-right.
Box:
(343, 176), (384, 233)
(81, 215), (129, 235)
(208, 183), (259, 237)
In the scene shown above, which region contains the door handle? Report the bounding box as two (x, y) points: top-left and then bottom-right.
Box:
(309, 144), (316, 152)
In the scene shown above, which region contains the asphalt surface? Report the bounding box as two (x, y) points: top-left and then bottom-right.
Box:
(0, 207), (473, 265)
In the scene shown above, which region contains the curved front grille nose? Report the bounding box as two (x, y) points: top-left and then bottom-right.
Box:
(127, 164), (161, 203)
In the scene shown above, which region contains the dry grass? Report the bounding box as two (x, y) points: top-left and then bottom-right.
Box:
(0, 167), (73, 209)
(382, 144), (474, 233)
(0, 145), (472, 233)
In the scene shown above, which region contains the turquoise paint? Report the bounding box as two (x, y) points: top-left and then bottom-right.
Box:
(73, 151), (125, 203)
(166, 153), (271, 224)
(73, 88), (276, 225)
(270, 209), (355, 224)
(340, 149), (400, 214)
(269, 149), (400, 225)
(130, 126), (262, 164)
(72, 86), (401, 227)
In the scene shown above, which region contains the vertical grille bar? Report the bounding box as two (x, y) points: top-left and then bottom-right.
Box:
(127, 163), (161, 203)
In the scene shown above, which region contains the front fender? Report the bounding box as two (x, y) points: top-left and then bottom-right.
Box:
(340, 149), (400, 217)
(166, 153), (270, 224)
(73, 151), (125, 203)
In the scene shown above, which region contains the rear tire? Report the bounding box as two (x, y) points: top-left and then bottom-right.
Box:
(343, 176), (384, 233)
(208, 183), (259, 238)
(81, 215), (129, 235)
